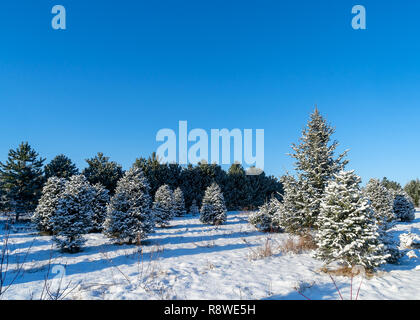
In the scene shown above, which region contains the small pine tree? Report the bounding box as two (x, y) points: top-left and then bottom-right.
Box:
(45, 154), (79, 180)
(90, 183), (110, 233)
(364, 178), (395, 225)
(173, 187), (186, 217)
(189, 199), (199, 215)
(200, 183), (227, 225)
(393, 191), (415, 222)
(104, 168), (154, 243)
(249, 196), (282, 232)
(153, 184), (175, 227)
(0, 142), (45, 221)
(364, 179), (401, 263)
(316, 170), (389, 270)
(33, 177), (66, 234)
(51, 175), (94, 253)
(278, 175), (312, 233)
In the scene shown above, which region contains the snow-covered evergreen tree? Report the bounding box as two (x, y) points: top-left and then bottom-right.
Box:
(51, 175), (95, 253)
(189, 199), (199, 215)
(200, 182), (227, 225)
(278, 175), (312, 233)
(393, 191), (415, 222)
(90, 183), (110, 233)
(173, 187), (186, 217)
(364, 178), (395, 225)
(152, 184), (175, 227)
(283, 109), (348, 231)
(32, 177), (66, 234)
(315, 170), (389, 270)
(249, 196), (282, 232)
(104, 168), (154, 243)
(364, 179), (401, 263)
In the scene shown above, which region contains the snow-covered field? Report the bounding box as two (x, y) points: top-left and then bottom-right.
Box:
(1, 210), (419, 300)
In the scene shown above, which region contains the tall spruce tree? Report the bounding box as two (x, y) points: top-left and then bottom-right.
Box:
(45, 154), (79, 180)
(0, 142), (45, 221)
(104, 168), (154, 243)
(316, 170), (388, 270)
(82, 152), (123, 194)
(381, 177), (402, 192)
(284, 108), (348, 230)
(200, 182), (227, 225)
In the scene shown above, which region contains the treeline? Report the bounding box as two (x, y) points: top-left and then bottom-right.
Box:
(0, 144), (282, 221)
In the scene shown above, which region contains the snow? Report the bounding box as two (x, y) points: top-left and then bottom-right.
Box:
(1, 210), (420, 300)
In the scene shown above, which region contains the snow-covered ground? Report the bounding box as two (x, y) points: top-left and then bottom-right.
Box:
(1, 210), (419, 300)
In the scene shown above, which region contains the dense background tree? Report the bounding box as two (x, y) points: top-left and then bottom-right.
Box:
(0, 142), (45, 221)
(404, 179), (420, 207)
(381, 177), (402, 192)
(133, 152), (182, 199)
(82, 152), (123, 194)
(224, 163), (248, 210)
(45, 154), (79, 179)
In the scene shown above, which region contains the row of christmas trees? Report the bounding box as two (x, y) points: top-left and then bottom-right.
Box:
(33, 168), (228, 253)
(250, 109), (416, 271)
(0, 147), (282, 222)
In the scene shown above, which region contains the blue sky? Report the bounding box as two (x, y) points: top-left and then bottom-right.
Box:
(0, 0), (419, 185)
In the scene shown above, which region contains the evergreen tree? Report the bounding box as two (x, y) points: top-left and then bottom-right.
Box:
(51, 175), (94, 253)
(249, 196), (283, 232)
(90, 183), (110, 233)
(200, 182), (227, 225)
(316, 170), (388, 270)
(404, 179), (420, 208)
(278, 175), (312, 233)
(364, 178), (395, 225)
(32, 177), (66, 234)
(82, 152), (123, 194)
(0, 142), (45, 221)
(153, 184), (175, 227)
(381, 177), (402, 192)
(104, 168), (154, 243)
(133, 153), (181, 200)
(225, 163), (248, 210)
(179, 164), (203, 209)
(364, 179), (401, 263)
(189, 199), (199, 215)
(45, 154), (79, 180)
(392, 191), (415, 222)
(173, 187), (186, 217)
(285, 109), (348, 230)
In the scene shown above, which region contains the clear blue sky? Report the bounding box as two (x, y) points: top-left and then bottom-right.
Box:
(0, 0), (419, 185)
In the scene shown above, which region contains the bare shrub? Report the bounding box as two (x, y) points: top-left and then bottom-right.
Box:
(279, 233), (317, 254)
